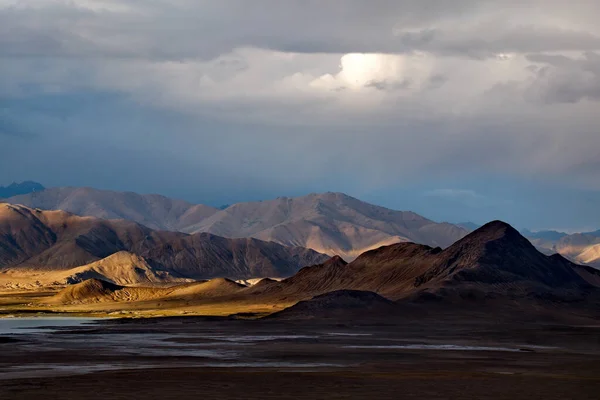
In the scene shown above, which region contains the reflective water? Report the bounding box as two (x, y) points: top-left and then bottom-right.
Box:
(344, 344), (524, 352)
(0, 317), (98, 335)
(0, 319), (553, 380)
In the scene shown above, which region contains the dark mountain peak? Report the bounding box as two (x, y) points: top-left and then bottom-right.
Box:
(438, 220), (538, 269)
(324, 255), (348, 267)
(354, 241), (438, 264)
(476, 220), (519, 235)
(413, 220), (591, 290)
(452, 220), (533, 251)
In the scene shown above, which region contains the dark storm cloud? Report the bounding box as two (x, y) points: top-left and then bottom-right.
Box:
(2, 1), (600, 61)
(525, 52), (600, 103)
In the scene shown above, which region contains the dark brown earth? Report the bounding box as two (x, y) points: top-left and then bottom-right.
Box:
(0, 313), (599, 400)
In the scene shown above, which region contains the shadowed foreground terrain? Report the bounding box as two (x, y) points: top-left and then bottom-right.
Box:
(0, 313), (599, 400)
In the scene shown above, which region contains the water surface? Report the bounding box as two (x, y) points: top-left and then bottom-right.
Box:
(0, 317), (97, 335)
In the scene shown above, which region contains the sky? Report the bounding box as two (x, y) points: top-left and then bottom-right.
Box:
(1, 0), (600, 231)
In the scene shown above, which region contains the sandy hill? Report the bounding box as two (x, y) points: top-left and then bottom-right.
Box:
(5, 189), (469, 261)
(49, 278), (173, 304)
(50, 278), (125, 304)
(190, 192), (468, 260)
(4, 187), (218, 231)
(0, 252), (190, 290)
(62, 252), (189, 286)
(0, 203), (328, 281)
(164, 278), (246, 298)
(50, 277), (248, 305)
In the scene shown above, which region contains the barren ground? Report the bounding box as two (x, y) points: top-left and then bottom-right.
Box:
(0, 313), (599, 399)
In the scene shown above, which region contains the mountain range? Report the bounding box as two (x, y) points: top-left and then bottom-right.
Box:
(456, 225), (600, 269)
(527, 231), (600, 268)
(49, 221), (600, 319)
(1, 195), (598, 319)
(2, 186), (218, 232)
(3, 186), (469, 260)
(0, 181), (45, 198)
(247, 221), (598, 302)
(0, 203), (327, 285)
(3, 182), (600, 268)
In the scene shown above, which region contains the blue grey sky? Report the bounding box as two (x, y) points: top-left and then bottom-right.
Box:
(1, 1), (600, 231)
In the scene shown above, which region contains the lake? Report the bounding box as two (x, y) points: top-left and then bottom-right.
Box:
(0, 317), (98, 335)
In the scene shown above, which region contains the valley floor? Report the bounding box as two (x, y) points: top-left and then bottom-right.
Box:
(1, 314), (599, 399)
(0, 287), (292, 318)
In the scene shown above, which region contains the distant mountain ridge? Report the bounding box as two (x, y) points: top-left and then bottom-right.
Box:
(6, 185), (600, 266)
(527, 231), (600, 269)
(4, 188), (469, 260)
(0, 181), (44, 198)
(171, 192), (470, 260)
(4, 186), (218, 232)
(456, 222), (481, 231)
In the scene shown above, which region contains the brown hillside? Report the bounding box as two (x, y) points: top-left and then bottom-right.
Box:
(0, 204), (328, 280)
(141, 233), (328, 280)
(249, 221), (597, 303)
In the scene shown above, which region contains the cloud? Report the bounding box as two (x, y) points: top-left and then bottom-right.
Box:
(2, 1), (600, 61)
(0, 0), (600, 228)
(524, 52), (600, 103)
(425, 189), (512, 209)
(426, 189), (486, 206)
